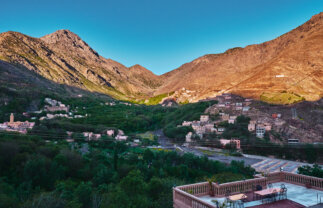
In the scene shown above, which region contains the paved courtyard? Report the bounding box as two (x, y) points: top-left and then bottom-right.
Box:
(199, 182), (323, 207)
(249, 157), (309, 173)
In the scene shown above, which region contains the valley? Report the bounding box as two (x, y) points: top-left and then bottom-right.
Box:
(0, 8), (323, 208)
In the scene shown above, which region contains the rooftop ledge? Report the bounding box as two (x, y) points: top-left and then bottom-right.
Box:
(173, 172), (323, 208)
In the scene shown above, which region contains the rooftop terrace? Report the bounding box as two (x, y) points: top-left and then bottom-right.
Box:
(173, 172), (323, 208)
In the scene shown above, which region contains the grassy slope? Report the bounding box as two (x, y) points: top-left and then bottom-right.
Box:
(260, 92), (305, 105)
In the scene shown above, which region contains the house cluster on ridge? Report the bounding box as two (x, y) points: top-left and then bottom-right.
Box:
(0, 113), (35, 134)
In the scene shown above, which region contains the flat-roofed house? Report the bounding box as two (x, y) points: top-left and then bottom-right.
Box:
(220, 138), (241, 149)
(200, 115), (209, 122)
(116, 135), (128, 141)
(256, 124), (266, 138)
(182, 121), (192, 126)
(107, 129), (115, 137)
(264, 123), (272, 131)
(221, 114), (230, 121)
(248, 120), (256, 131)
(185, 132), (193, 143)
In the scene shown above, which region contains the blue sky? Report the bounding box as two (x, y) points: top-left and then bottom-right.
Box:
(1, 0), (322, 75)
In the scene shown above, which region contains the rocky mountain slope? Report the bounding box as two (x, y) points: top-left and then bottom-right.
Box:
(0, 59), (112, 114)
(156, 12), (323, 103)
(0, 13), (322, 103)
(0, 30), (161, 100)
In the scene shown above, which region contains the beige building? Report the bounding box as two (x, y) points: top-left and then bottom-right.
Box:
(200, 115), (209, 122)
(222, 114), (230, 121)
(248, 120), (256, 131)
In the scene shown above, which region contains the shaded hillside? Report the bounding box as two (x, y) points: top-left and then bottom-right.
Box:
(0, 60), (110, 114)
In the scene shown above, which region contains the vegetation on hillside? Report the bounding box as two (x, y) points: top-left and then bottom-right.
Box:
(260, 92), (305, 105)
(31, 99), (215, 137)
(133, 92), (175, 105)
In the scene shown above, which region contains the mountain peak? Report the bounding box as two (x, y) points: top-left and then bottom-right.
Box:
(130, 64), (147, 70)
(129, 64), (158, 75)
(41, 29), (83, 46)
(41, 29), (100, 59)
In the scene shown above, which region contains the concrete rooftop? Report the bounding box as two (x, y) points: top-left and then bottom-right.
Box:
(199, 182), (323, 207)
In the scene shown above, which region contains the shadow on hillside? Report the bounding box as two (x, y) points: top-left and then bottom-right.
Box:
(0, 60), (113, 100)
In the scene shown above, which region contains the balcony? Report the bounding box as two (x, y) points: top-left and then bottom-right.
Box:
(173, 172), (323, 208)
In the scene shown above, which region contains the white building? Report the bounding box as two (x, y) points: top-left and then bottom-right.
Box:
(182, 121), (192, 126)
(205, 123), (215, 132)
(200, 115), (209, 122)
(248, 120), (256, 131)
(228, 119), (235, 124)
(242, 106), (250, 112)
(116, 135), (128, 141)
(186, 132), (193, 143)
(256, 125), (266, 138)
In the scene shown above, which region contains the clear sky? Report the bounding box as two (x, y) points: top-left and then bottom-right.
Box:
(1, 0), (322, 75)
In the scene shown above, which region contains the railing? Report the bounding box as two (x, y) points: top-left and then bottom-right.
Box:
(173, 172), (323, 208)
(266, 171), (282, 183)
(282, 172), (323, 190)
(213, 177), (267, 196)
(173, 187), (216, 208)
(176, 182), (210, 196)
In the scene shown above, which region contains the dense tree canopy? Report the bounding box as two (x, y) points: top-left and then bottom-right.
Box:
(0, 134), (255, 208)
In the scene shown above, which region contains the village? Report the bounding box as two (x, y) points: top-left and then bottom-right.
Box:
(0, 113), (35, 134)
(177, 93), (309, 149)
(0, 97), (135, 144)
(1, 93), (321, 145)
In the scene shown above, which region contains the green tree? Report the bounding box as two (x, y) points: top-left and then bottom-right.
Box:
(74, 182), (92, 208)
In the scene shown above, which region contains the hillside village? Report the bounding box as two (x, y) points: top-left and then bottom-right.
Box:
(178, 93), (323, 146)
(0, 113), (35, 134)
(0, 97), (136, 143)
(1, 93), (322, 146)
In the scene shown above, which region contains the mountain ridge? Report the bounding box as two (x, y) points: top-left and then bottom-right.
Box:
(155, 12), (323, 103)
(0, 12), (322, 103)
(0, 29), (160, 100)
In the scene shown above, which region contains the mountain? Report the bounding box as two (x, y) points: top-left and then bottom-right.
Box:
(128, 64), (163, 90)
(0, 13), (322, 104)
(0, 58), (113, 115)
(156, 12), (323, 103)
(0, 30), (161, 100)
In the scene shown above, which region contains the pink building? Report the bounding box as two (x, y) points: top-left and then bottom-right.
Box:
(264, 123), (272, 131)
(107, 129), (115, 137)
